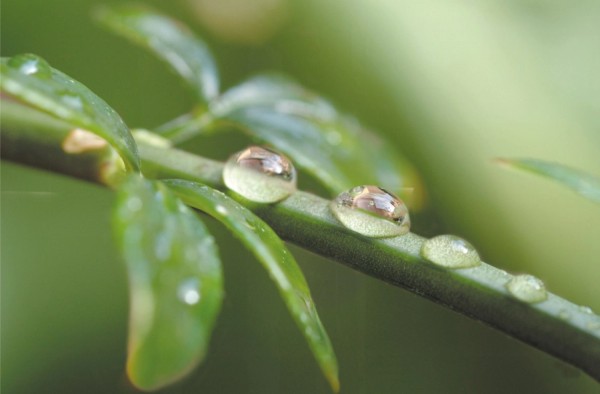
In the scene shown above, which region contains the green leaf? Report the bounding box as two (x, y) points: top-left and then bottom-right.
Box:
(96, 5), (219, 103)
(165, 73), (423, 208)
(225, 106), (423, 208)
(0, 54), (140, 172)
(164, 179), (340, 392)
(497, 158), (600, 204)
(113, 176), (223, 390)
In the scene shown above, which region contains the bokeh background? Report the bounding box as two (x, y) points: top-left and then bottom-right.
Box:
(2, 0), (600, 393)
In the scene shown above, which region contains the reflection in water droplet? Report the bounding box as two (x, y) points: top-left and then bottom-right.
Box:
(421, 235), (481, 268)
(8, 54), (52, 78)
(506, 274), (547, 303)
(216, 205), (228, 215)
(223, 146), (297, 203)
(178, 278), (201, 305)
(330, 185), (410, 237)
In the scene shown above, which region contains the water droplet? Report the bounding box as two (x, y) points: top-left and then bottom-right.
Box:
(420, 235), (481, 268)
(8, 54), (51, 78)
(215, 204), (228, 215)
(61, 93), (84, 110)
(178, 278), (201, 305)
(505, 274), (547, 303)
(223, 146), (297, 203)
(558, 310), (570, 320)
(579, 306), (594, 315)
(330, 185), (410, 237)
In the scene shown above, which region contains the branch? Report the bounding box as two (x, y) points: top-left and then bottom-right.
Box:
(2, 101), (599, 381)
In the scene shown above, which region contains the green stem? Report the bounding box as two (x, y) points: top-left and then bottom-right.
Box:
(2, 102), (599, 381)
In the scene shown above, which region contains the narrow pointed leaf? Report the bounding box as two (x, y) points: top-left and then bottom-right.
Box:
(498, 158), (600, 204)
(0, 55), (139, 171)
(164, 179), (339, 392)
(113, 176), (223, 390)
(210, 73), (336, 118)
(96, 5), (219, 103)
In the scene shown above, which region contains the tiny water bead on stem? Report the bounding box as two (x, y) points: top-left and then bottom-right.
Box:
(330, 185), (410, 237)
(223, 146), (297, 203)
(506, 274), (548, 303)
(421, 235), (481, 269)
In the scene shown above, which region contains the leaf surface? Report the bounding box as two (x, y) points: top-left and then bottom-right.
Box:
(498, 158), (600, 203)
(0, 54), (139, 171)
(164, 179), (339, 391)
(97, 5), (219, 103)
(113, 176), (223, 390)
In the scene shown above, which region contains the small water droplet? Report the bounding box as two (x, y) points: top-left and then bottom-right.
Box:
(506, 274), (547, 303)
(579, 306), (594, 315)
(215, 205), (228, 215)
(178, 278), (201, 305)
(8, 54), (51, 78)
(558, 310), (570, 320)
(61, 93), (83, 110)
(330, 185), (410, 237)
(421, 235), (481, 268)
(223, 146), (297, 203)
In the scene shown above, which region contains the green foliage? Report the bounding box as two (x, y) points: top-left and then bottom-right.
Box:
(2, 3), (600, 392)
(0, 55), (139, 172)
(498, 158), (600, 204)
(95, 4), (219, 104)
(98, 5), (421, 208)
(113, 176), (223, 390)
(164, 179), (339, 391)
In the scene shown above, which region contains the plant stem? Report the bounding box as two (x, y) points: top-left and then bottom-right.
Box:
(2, 102), (599, 381)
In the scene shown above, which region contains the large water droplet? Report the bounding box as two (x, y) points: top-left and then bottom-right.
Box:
(223, 146), (297, 203)
(330, 185), (410, 237)
(421, 235), (481, 268)
(8, 54), (51, 78)
(178, 278), (201, 305)
(506, 274), (547, 303)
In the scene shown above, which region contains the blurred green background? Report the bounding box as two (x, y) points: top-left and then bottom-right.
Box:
(2, 0), (599, 393)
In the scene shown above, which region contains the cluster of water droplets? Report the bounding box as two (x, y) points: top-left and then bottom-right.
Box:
(220, 147), (600, 327)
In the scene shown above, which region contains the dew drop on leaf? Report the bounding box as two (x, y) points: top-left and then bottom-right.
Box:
(505, 274), (547, 303)
(7, 53), (51, 78)
(420, 235), (481, 269)
(223, 146), (297, 203)
(330, 185), (410, 237)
